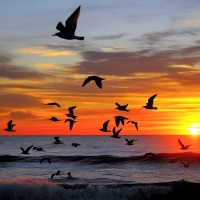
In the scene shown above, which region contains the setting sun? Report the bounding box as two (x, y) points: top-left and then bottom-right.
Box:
(189, 127), (199, 135)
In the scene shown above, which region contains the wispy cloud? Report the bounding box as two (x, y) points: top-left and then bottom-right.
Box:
(93, 33), (128, 40)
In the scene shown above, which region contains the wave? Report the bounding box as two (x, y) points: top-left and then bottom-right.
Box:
(0, 179), (200, 200)
(1, 152), (200, 164)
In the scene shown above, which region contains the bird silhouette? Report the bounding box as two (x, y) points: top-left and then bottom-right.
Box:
(115, 103), (129, 112)
(4, 120), (16, 132)
(82, 76), (105, 89)
(64, 119), (76, 130)
(67, 172), (74, 179)
(114, 116), (128, 127)
(33, 147), (45, 152)
(143, 94), (157, 110)
(66, 106), (77, 119)
(72, 143), (80, 147)
(53, 137), (63, 144)
(20, 145), (33, 154)
(51, 170), (61, 179)
(99, 120), (111, 132)
(49, 116), (61, 122)
(178, 139), (192, 150)
(180, 161), (192, 168)
(40, 157), (52, 164)
(126, 120), (138, 130)
(43, 102), (61, 108)
(111, 127), (122, 138)
(125, 139), (137, 145)
(52, 6), (84, 40)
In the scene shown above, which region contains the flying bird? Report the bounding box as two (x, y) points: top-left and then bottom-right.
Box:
(114, 116), (128, 127)
(66, 106), (77, 119)
(4, 120), (16, 132)
(49, 116), (61, 122)
(67, 172), (74, 179)
(40, 157), (52, 164)
(33, 147), (45, 152)
(82, 76), (105, 89)
(180, 161), (192, 168)
(64, 119), (76, 130)
(20, 145), (33, 154)
(178, 139), (192, 150)
(125, 139), (137, 145)
(72, 143), (80, 147)
(43, 102), (61, 108)
(53, 137), (63, 144)
(99, 120), (111, 132)
(51, 170), (61, 179)
(111, 127), (122, 138)
(143, 94), (157, 110)
(115, 103), (129, 112)
(126, 120), (138, 130)
(52, 6), (84, 40)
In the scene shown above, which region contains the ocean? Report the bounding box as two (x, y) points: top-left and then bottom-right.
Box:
(0, 135), (200, 200)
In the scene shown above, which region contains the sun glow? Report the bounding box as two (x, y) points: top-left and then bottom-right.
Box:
(188, 127), (199, 135)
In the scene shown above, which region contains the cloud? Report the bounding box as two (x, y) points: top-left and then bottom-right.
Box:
(35, 62), (58, 68)
(9, 111), (37, 119)
(16, 45), (79, 57)
(99, 46), (126, 51)
(93, 33), (128, 40)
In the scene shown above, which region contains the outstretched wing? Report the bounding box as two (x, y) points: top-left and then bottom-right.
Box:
(82, 76), (93, 87)
(115, 103), (121, 107)
(103, 120), (110, 130)
(7, 120), (13, 129)
(147, 94), (157, 107)
(26, 145), (33, 153)
(56, 22), (65, 32)
(178, 139), (184, 148)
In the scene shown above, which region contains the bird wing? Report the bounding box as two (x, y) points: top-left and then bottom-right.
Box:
(94, 78), (103, 88)
(103, 120), (109, 130)
(7, 120), (13, 129)
(135, 123), (138, 130)
(69, 120), (75, 130)
(147, 94), (157, 107)
(65, 6), (80, 35)
(115, 103), (121, 107)
(82, 76), (93, 87)
(116, 128), (122, 136)
(178, 139), (184, 148)
(40, 158), (44, 164)
(115, 117), (120, 127)
(125, 139), (130, 143)
(56, 22), (65, 32)
(54, 137), (60, 142)
(68, 106), (76, 115)
(51, 174), (55, 179)
(26, 145), (33, 153)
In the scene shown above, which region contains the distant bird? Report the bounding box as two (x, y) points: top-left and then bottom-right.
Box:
(115, 103), (129, 112)
(125, 139), (137, 145)
(126, 120), (138, 130)
(178, 139), (192, 150)
(4, 120), (16, 132)
(143, 94), (157, 110)
(33, 147), (45, 152)
(111, 127), (122, 138)
(99, 120), (111, 132)
(64, 119), (76, 130)
(52, 6), (84, 40)
(180, 161), (192, 168)
(43, 102), (61, 108)
(49, 116), (61, 122)
(72, 143), (80, 147)
(82, 76), (105, 89)
(66, 106), (77, 119)
(40, 157), (52, 164)
(53, 137), (63, 144)
(144, 152), (155, 158)
(51, 170), (61, 179)
(114, 116), (128, 127)
(20, 145), (33, 154)
(67, 172), (74, 179)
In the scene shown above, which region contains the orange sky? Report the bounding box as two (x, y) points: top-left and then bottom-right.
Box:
(1, 1), (200, 135)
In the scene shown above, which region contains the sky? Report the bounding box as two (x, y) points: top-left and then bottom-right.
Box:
(1, 0), (200, 135)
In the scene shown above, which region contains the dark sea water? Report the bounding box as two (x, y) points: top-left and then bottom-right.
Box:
(0, 135), (200, 199)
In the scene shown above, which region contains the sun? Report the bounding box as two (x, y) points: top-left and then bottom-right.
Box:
(189, 127), (199, 135)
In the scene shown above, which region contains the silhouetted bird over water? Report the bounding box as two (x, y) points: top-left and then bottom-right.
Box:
(33, 147), (45, 152)
(72, 143), (80, 147)
(115, 103), (129, 112)
(64, 119), (76, 130)
(52, 6), (84, 40)
(82, 76), (105, 89)
(143, 94), (157, 110)
(125, 139), (137, 145)
(43, 102), (61, 108)
(180, 161), (192, 168)
(114, 116), (128, 127)
(111, 127), (122, 138)
(67, 172), (73, 179)
(66, 106), (77, 119)
(51, 170), (61, 179)
(20, 145), (33, 154)
(4, 120), (16, 132)
(53, 137), (63, 144)
(99, 120), (111, 132)
(40, 157), (52, 164)
(178, 139), (192, 150)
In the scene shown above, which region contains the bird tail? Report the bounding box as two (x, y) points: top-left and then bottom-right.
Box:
(76, 36), (84, 40)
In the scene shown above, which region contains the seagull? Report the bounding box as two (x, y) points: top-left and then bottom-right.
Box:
(114, 116), (128, 127)
(20, 145), (33, 154)
(99, 120), (111, 132)
(33, 147), (45, 152)
(51, 170), (61, 179)
(178, 139), (192, 150)
(115, 103), (129, 112)
(111, 127), (122, 138)
(4, 120), (16, 132)
(64, 119), (76, 130)
(125, 139), (137, 145)
(126, 120), (138, 130)
(82, 76), (105, 89)
(52, 6), (84, 40)
(66, 106), (77, 119)
(143, 94), (157, 110)
(40, 157), (52, 164)
(144, 152), (155, 158)
(53, 137), (63, 144)
(49, 116), (61, 122)
(43, 102), (61, 108)
(180, 161), (192, 168)
(72, 143), (80, 147)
